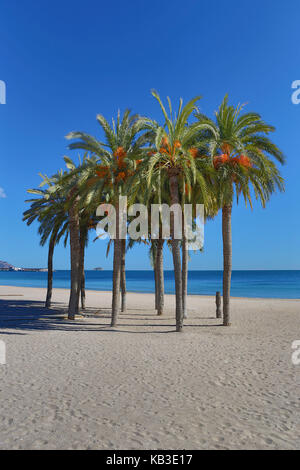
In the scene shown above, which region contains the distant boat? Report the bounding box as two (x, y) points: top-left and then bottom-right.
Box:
(93, 267), (103, 271)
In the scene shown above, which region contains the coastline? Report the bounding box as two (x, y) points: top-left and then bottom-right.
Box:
(0, 284), (299, 301)
(1, 270), (299, 299)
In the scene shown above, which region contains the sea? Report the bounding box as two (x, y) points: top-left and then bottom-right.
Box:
(0, 270), (299, 299)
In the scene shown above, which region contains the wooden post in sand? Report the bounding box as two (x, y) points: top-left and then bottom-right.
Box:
(216, 291), (222, 318)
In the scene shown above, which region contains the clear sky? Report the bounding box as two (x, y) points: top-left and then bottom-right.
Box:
(0, 0), (299, 270)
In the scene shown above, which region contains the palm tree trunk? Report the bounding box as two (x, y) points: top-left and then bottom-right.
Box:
(45, 229), (57, 308)
(68, 193), (80, 320)
(156, 238), (164, 316)
(222, 204), (232, 326)
(79, 227), (86, 310)
(111, 203), (121, 327)
(152, 242), (158, 311)
(81, 265), (86, 310)
(120, 238), (126, 313)
(182, 233), (188, 319)
(168, 170), (183, 332)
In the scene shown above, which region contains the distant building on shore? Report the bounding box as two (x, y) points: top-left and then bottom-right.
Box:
(0, 261), (48, 272)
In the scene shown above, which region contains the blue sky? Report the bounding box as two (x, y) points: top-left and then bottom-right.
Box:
(0, 0), (299, 270)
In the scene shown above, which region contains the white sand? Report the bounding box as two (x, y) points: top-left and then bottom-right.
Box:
(0, 285), (299, 450)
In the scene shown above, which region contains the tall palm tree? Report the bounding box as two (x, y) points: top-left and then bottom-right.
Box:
(139, 91), (214, 331)
(128, 167), (169, 316)
(180, 166), (218, 318)
(148, 237), (164, 315)
(79, 225), (87, 310)
(66, 110), (147, 327)
(23, 173), (69, 308)
(67, 185), (81, 319)
(57, 157), (86, 320)
(196, 95), (285, 325)
(63, 154), (105, 318)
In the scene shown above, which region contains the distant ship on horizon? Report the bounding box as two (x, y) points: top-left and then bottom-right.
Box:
(93, 267), (103, 271)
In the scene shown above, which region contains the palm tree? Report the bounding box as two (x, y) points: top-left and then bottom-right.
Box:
(66, 110), (147, 327)
(57, 158), (87, 320)
(128, 168), (168, 316)
(67, 184), (81, 319)
(23, 174), (69, 308)
(196, 95), (285, 325)
(79, 224), (87, 310)
(139, 91), (214, 331)
(148, 237), (164, 315)
(180, 167), (218, 319)
(63, 154), (107, 318)
(181, 210), (188, 319)
(77, 203), (100, 311)
(31, 157), (102, 318)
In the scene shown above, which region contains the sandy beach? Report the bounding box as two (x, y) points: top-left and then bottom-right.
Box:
(0, 285), (299, 450)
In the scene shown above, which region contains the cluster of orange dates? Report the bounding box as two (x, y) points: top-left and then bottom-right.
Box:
(188, 147), (199, 158)
(213, 153), (252, 169)
(95, 146), (135, 184)
(158, 137), (181, 157)
(94, 141), (253, 188)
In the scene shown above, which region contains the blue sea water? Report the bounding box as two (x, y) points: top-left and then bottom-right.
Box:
(0, 270), (299, 299)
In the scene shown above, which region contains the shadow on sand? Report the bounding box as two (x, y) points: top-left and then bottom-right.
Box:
(0, 298), (222, 335)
